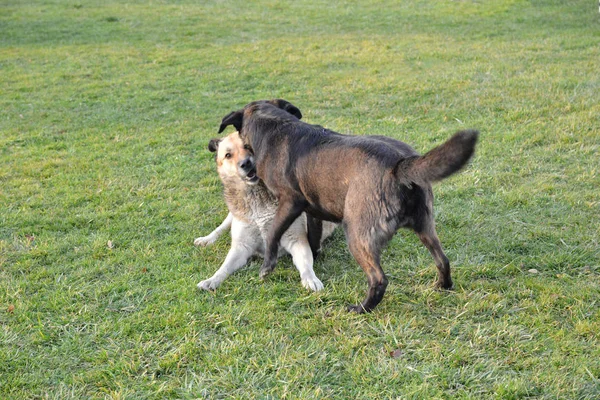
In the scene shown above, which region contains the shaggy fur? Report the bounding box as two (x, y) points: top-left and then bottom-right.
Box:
(219, 99), (478, 312)
(195, 131), (336, 292)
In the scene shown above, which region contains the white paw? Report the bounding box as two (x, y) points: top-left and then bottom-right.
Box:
(194, 236), (215, 247)
(301, 275), (324, 292)
(197, 278), (220, 291)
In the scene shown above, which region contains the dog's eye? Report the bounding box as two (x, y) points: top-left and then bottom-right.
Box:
(224, 153), (232, 159)
(243, 145), (252, 150)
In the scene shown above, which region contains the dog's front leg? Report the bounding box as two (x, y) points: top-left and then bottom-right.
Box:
(197, 221), (259, 291)
(259, 198), (307, 279)
(197, 244), (254, 291)
(306, 215), (323, 260)
(281, 221), (323, 292)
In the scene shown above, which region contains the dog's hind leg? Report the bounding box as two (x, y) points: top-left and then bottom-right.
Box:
(281, 222), (323, 292)
(260, 198), (307, 279)
(417, 225), (453, 290)
(194, 212), (233, 247)
(345, 227), (389, 313)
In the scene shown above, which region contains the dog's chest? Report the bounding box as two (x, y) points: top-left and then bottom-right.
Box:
(247, 190), (278, 229)
(224, 183), (278, 229)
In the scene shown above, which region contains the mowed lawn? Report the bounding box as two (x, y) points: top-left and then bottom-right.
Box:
(1, 0), (599, 398)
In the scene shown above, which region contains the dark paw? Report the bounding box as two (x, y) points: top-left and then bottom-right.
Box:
(435, 279), (454, 290)
(311, 248), (322, 261)
(259, 263), (275, 279)
(346, 304), (368, 313)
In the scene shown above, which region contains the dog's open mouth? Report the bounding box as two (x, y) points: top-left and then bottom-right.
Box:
(244, 168), (259, 184)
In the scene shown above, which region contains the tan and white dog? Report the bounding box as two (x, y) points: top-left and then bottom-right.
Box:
(195, 131), (336, 291)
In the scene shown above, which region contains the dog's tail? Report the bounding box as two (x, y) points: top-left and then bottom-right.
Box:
(395, 130), (479, 186)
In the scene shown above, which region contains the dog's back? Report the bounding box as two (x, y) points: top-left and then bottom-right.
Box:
(245, 112), (476, 224)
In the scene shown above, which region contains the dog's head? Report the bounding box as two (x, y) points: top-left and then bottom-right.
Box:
(218, 99), (302, 134)
(208, 131), (259, 185)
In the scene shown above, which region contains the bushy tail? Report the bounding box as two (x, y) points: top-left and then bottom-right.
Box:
(396, 130), (479, 186)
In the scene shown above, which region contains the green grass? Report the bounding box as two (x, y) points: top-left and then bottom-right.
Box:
(1, 0), (599, 398)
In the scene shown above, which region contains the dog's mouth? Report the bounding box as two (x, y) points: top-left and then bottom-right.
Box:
(243, 168), (259, 185)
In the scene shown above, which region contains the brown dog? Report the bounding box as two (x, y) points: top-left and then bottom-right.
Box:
(219, 99), (478, 312)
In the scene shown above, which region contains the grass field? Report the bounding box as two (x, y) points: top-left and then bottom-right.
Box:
(1, 0), (599, 398)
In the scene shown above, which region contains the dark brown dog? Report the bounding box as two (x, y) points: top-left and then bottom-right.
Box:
(219, 99), (478, 313)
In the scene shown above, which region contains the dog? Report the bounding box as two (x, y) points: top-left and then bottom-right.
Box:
(218, 99), (478, 312)
(195, 130), (337, 292)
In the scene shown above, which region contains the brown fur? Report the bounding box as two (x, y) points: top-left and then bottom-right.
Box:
(219, 100), (478, 312)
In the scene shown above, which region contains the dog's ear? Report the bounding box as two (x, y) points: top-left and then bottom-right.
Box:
(218, 110), (243, 133)
(270, 99), (303, 120)
(208, 138), (221, 153)
(283, 102), (303, 120)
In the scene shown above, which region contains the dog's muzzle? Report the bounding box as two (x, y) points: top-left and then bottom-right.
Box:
(238, 156), (259, 185)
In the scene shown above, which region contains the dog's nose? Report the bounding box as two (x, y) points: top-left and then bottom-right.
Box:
(238, 157), (253, 171)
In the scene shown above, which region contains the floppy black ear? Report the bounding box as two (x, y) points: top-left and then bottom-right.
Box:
(208, 138), (221, 152)
(218, 110), (243, 133)
(271, 99), (303, 120)
(283, 102), (302, 120)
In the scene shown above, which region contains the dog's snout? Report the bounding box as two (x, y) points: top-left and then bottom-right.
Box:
(238, 157), (254, 171)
